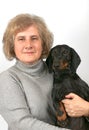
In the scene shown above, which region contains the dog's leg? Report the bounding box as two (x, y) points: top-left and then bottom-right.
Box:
(56, 102), (68, 127)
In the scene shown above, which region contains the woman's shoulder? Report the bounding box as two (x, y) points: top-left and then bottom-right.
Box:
(0, 67), (11, 77)
(0, 65), (19, 81)
(0, 65), (22, 91)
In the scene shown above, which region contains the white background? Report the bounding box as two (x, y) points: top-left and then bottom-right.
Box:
(0, 0), (89, 129)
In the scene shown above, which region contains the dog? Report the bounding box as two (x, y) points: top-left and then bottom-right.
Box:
(46, 44), (89, 130)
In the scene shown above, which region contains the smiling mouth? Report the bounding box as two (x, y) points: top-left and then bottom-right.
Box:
(25, 51), (34, 53)
(24, 52), (35, 55)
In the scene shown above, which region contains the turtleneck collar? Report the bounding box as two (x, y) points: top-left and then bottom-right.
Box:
(15, 59), (48, 77)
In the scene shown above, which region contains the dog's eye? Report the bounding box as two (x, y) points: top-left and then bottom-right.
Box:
(52, 50), (57, 55)
(54, 50), (57, 54)
(63, 50), (68, 55)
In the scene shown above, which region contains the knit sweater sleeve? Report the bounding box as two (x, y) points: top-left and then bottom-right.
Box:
(0, 71), (70, 130)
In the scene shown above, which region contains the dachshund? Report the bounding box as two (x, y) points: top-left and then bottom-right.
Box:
(46, 44), (89, 130)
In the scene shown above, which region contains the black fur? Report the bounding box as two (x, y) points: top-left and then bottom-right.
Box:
(46, 44), (89, 130)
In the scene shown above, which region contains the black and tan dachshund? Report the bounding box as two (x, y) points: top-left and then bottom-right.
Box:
(46, 44), (89, 130)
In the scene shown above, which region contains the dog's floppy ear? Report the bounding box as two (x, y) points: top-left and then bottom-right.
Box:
(70, 47), (81, 73)
(46, 50), (53, 73)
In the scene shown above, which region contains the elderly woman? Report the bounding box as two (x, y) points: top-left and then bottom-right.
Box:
(0, 13), (70, 130)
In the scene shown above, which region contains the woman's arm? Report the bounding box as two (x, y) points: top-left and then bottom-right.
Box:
(0, 72), (70, 130)
(62, 93), (89, 118)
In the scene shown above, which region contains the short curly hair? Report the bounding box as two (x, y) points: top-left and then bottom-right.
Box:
(2, 13), (54, 60)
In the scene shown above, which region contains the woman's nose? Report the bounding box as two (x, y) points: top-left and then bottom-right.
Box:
(25, 39), (33, 49)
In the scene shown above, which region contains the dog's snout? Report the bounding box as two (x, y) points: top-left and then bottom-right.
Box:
(53, 64), (59, 70)
(54, 65), (59, 68)
(53, 61), (59, 67)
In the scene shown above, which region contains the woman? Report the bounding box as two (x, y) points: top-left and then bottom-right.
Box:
(0, 13), (69, 130)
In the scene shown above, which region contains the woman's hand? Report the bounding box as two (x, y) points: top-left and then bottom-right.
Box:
(62, 93), (89, 117)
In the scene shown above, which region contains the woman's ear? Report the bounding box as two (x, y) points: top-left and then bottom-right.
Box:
(46, 51), (53, 73)
(70, 47), (81, 73)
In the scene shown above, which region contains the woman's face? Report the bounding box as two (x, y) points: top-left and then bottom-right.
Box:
(14, 25), (43, 64)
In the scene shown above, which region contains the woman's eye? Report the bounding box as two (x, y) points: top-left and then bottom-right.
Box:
(18, 38), (24, 41)
(32, 37), (38, 40)
(15, 36), (25, 41)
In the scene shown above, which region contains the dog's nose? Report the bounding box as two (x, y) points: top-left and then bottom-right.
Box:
(53, 64), (59, 69)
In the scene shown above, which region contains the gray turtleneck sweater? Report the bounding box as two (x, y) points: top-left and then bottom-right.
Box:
(0, 60), (70, 130)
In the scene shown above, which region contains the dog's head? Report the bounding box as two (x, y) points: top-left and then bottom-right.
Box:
(46, 44), (81, 74)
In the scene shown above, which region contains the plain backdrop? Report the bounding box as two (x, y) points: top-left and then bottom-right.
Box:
(0, 0), (89, 129)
